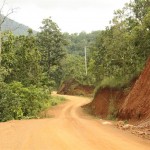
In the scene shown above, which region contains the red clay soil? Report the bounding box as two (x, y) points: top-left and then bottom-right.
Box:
(87, 88), (129, 118)
(119, 58), (150, 122)
(57, 79), (94, 97)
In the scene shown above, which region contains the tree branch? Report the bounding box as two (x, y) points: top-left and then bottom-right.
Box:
(0, 0), (18, 26)
(0, 0), (6, 14)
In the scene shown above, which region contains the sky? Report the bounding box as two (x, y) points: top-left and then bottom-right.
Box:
(1, 0), (131, 33)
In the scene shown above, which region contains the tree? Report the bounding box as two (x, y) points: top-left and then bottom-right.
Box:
(88, 0), (150, 88)
(63, 31), (101, 56)
(37, 17), (66, 80)
(1, 31), (42, 86)
(133, 0), (150, 22)
(0, 0), (15, 66)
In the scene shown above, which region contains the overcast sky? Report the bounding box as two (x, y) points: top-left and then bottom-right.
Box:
(1, 0), (130, 33)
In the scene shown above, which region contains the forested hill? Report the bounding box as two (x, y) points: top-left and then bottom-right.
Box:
(1, 16), (37, 35)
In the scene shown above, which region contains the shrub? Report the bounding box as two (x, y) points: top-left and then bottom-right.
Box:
(0, 81), (51, 121)
(50, 96), (65, 106)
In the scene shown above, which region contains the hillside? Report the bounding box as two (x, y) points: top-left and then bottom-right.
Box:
(119, 58), (150, 122)
(86, 87), (129, 119)
(1, 16), (37, 35)
(86, 57), (150, 124)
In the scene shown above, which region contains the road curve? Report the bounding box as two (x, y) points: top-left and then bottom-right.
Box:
(0, 94), (150, 150)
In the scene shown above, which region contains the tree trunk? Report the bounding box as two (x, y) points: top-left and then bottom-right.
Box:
(48, 51), (51, 79)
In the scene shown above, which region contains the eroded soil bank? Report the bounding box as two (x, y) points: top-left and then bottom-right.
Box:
(85, 58), (150, 140)
(86, 88), (129, 118)
(119, 58), (150, 122)
(57, 79), (94, 97)
(87, 58), (150, 123)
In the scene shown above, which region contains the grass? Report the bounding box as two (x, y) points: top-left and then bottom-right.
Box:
(39, 95), (66, 118)
(94, 75), (137, 98)
(50, 96), (66, 106)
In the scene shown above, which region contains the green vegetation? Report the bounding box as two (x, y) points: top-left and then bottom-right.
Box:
(0, 82), (65, 121)
(56, 31), (100, 86)
(0, 18), (66, 122)
(58, 54), (94, 86)
(0, 82), (50, 121)
(89, 0), (150, 92)
(50, 96), (66, 106)
(63, 31), (101, 56)
(37, 17), (67, 88)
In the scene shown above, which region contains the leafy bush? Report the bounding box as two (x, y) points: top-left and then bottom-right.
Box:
(94, 75), (136, 97)
(0, 81), (51, 122)
(50, 96), (65, 106)
(100, 76), (130, 89)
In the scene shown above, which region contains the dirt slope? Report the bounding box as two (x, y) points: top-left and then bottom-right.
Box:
(57, 79), (94, 96)
(0, 94), (149, 150)
(87, 88), (129, 118)
(119, 58), (150, 122)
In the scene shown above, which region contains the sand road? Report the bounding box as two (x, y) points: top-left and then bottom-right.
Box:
(0, 94), (150, 150)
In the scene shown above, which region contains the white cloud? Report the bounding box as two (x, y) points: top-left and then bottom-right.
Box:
(1, 0), (131, 33)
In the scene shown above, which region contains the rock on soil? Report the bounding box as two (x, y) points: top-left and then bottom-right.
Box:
(116, 120), (150, 140)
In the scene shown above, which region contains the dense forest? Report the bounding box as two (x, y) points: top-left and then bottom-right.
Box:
(0, 0), (150, 122)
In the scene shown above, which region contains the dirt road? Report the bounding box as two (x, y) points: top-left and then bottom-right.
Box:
(0, 94), (150, 150)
